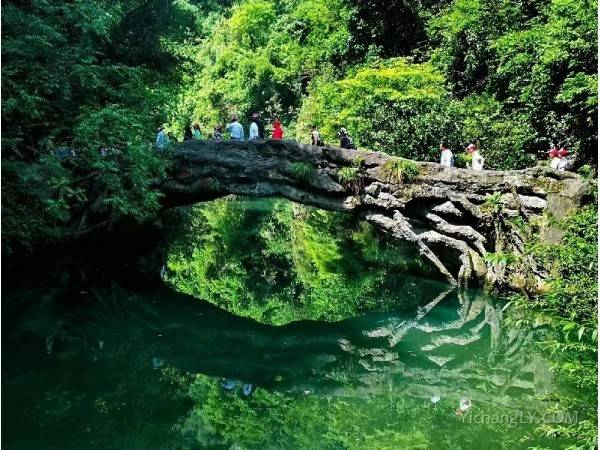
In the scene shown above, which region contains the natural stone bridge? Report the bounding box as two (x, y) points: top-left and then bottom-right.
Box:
(161, 139), (592, 289)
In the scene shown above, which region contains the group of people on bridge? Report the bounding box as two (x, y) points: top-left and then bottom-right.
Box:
(155, 112), (338, 152)
(156, 113), (285, 150)
(546, 145), (573, 171)
(439, 143), (485, 170)
(438, 141), (573, 172)
(155, 114), (573, 173)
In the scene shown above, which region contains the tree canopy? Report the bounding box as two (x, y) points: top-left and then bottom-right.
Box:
(2, 0), (596, 253)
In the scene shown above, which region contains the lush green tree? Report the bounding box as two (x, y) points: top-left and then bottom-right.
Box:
(297, 59), (536, 168)
(508, 204), (598, 448)
(1, 0), (199, 253)
(297, 58), (461, 160)
(345, 0), (429, 60)
(167, 0), (352, 136)
(429, 0), (598, 165)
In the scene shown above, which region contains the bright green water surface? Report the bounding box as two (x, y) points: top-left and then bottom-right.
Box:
(2, 199), (573, 449)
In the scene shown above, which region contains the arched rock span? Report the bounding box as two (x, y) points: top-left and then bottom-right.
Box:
(161, 139), (592, 289)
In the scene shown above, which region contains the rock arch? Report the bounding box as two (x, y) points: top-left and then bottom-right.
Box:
(161, 139), (592, 288)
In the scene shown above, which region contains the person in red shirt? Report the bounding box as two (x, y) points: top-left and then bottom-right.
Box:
(271, 119), (284, 140)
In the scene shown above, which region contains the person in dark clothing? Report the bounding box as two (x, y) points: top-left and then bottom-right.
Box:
(252, 112), (265, 139)
(214, 125), (223, 142)
(338, 128), (355, 149)
(184, 125), (193, 141)
(167, 132), (178, 143)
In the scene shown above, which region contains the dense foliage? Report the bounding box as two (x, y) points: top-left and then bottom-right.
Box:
(2, 1), (597, 445)
(508, 204), (598, 448)
(2, 0), (179, 253)
(2, 0), (597, 253)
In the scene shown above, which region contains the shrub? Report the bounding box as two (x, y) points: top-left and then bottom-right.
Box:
(378, 159), (420, 184)
(289, 162), (316, 181)
(337, 167), (359, 184)
(482, 192), (503, 215)
(578, 164), (596, 179)
(455, 152), (472, 168)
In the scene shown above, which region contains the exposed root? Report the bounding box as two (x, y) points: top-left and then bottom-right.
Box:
(365, 212), (458, 285)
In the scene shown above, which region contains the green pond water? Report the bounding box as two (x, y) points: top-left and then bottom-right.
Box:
(2, 199), (574, 449)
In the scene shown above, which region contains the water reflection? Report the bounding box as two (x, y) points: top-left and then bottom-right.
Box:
(3, 281), (555, 450)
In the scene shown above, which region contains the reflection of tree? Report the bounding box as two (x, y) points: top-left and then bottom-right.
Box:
(9, 275), (560, 450)
(166, 198), (440, 324)
(341, 289), (554, 407)
(166, 285), (558, 449)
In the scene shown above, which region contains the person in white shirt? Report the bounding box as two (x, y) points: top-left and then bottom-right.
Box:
(311, 125), (323, 146)
(226, 115), (244, 141)
(466, 143), (484, 170)
(440, 143), (454, 167)
(248, 116), (260, 140)
(557, 147), (571, 171)
(548, 146), (560, 169)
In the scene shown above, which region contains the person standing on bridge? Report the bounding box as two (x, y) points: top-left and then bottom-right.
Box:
(214, 125), (223, 142)
(311, 125), (324, 146)
(155, 126), (169, 152)
(249, 115), (260, 140)
(557, 147), (572, 172)
(339, 128), (356, 149)
(440, 143), (454, 167)
(466, 143), (484, 170)
(192, 123), (202, 140)
(548, 146), (560, 169)
(184, 124), (193, 141)
(226, 115), (244, 141)
(252, 112), (265, 139)
(271, 118), (284, 140)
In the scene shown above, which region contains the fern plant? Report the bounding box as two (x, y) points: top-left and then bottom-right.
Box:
(379, 158), (420, 184)
(482, 192), (503, 214)
(336, 156), (368, 194)
(337, 166), (360, 184)
(289, 162), (315, 181)
(485, 251), (517, 266)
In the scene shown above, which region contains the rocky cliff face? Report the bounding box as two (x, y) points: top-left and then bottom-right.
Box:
(161, 139), (593, 290)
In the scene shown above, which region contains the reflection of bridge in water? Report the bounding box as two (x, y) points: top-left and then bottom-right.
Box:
(26, 282), (553, 412)
(332, 288), (553, 409)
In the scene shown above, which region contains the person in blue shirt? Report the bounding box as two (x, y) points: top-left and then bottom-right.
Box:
(155, 126), (170, 152)
(192, 123), (202, 140)
(226, 115), (244, 141)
